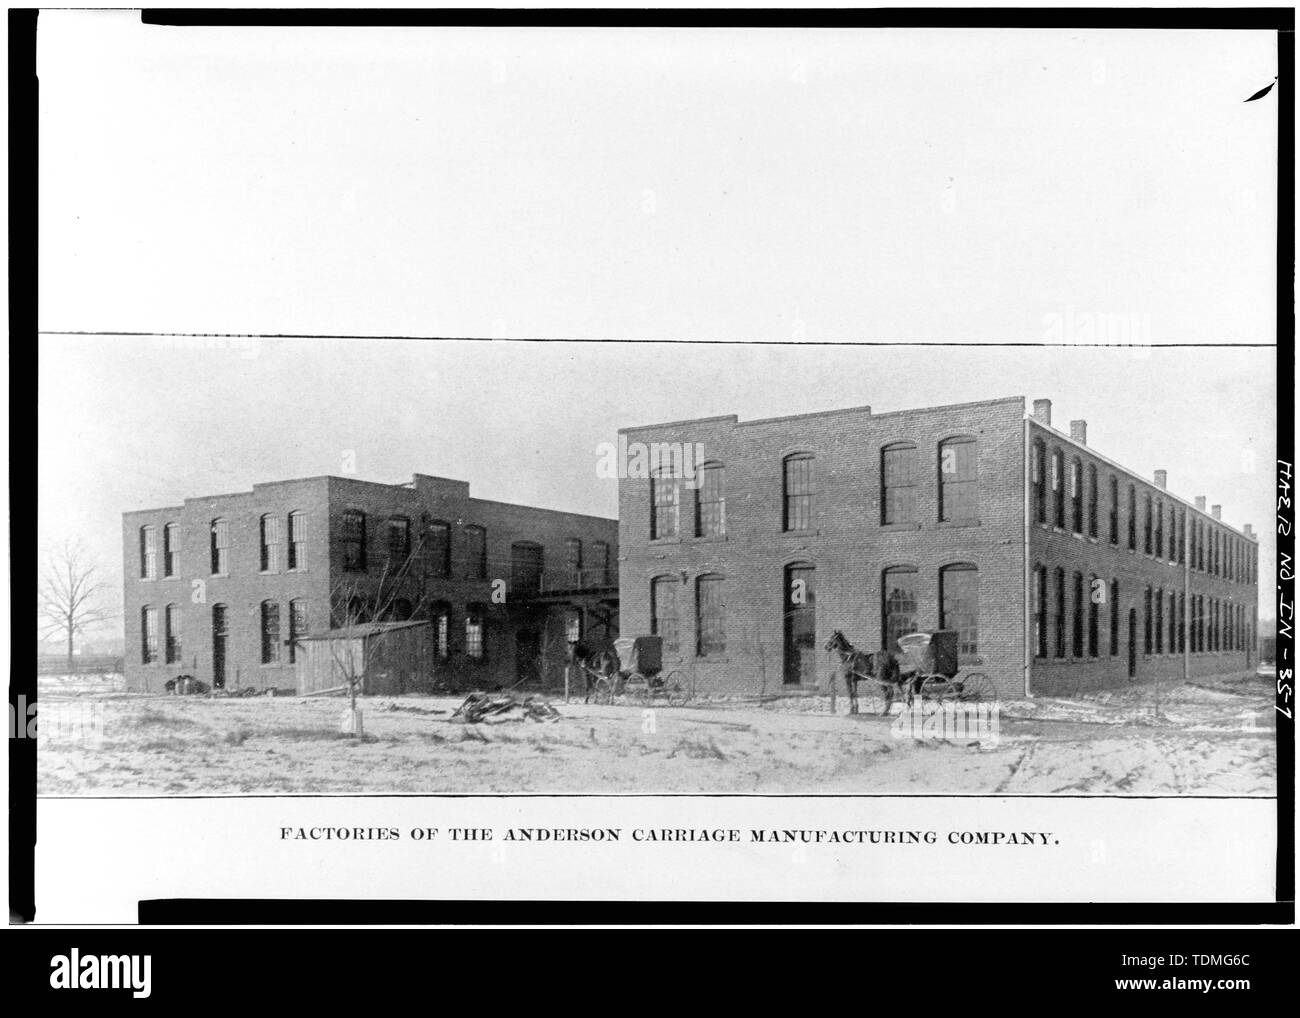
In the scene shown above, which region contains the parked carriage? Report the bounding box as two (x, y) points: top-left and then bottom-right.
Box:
(579, 635), (692, 705)
(893, 630), (996, 708)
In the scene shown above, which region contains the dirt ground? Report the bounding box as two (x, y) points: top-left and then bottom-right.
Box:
(37, 671), (1276, 797)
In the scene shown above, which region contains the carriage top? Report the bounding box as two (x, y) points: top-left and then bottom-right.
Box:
(894, 630), (960, 679)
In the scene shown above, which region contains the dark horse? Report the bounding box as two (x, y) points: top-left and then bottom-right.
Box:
(824, 631), (908, 715)
(569, 642), (622, 703)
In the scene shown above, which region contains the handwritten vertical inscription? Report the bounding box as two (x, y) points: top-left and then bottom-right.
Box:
(1278, 459), (1293, 719)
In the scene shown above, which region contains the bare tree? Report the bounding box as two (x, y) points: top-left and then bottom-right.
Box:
(38, 540), (116, 674)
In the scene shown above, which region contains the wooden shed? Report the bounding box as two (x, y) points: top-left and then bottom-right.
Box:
(295, 620), (433, 696)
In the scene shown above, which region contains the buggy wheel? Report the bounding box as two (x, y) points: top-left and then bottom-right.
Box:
(954, 672), (996, 705)
(662, 670), (690, 705)
(919, 675), (952, 712)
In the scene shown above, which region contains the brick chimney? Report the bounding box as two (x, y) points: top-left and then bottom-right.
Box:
(1244, 523), (1255, 539)
(1032, 399), (1052, 426)
(1195, 496), (1206, 512)
(1154, 470), (1167, 489)
(1212, 504), (1222, 520)
(1069, 420), (1087, 445)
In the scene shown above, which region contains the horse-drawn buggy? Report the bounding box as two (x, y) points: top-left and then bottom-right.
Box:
(573, 635), (692, 706)
(825, 628), (996, 715)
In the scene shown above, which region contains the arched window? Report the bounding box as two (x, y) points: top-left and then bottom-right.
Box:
(1143, 495), (1153, 554)
(1168, 591), (1177, 655)
(1087, 575), (1099, 657)
(387, 516), (411, 561)
(340, 510), (366, 572)
(1031, 440), (1046, 525)
(650, 466), (680, 539)
(882, 566), (920, 652)
(783, 563), (816, 684)
(260, 514), (281, 572)
(163, 522), (180, 577)
(1127, 485), (1136, 550)
(1154, 587), (1164, 654)
(463, 524), (486, 580)
(696, 574), (726, 657)
(882, 443), (918, 525)
(510, 541), (543, 594)
(260, 600), (281, 664)
(139, 525), (157, 580)
(429, 601), (452, 659)
(1053, 568), (1066, 659)
(1143, 588), (1153, 655)
(1178, 593), (1186, 653)
(782, 453), (815, 531)
(940, 563), (979, 660)
(1108, 476), (1119, 545)
(695, 462), (726, 537)
(426, 518), (451, 577)
(591, 540), (610, 585)
(565, 538), (583, 586)
(650, 576), (679, 654)
(289, 599), (309, 664)
(464, 604), (486, 659)
(1052, 449), (1066, 528)
(939, 437), (978, 522)
(210, 518), (230, 575)
(1033, 564), (1048, 658)
(1071, 571), (1084, 658)
(1070, 457), (1083, 534)
(1110, 580), (1120, 656)
(1087, 464), (1098, 538)
(1154, 499), (1164, 559)
(164, 604), (182, 664)
(141, 606), (158, 664)
(288, 511), (307, 570)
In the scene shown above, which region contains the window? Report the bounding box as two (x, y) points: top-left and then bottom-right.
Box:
(883, 566), (920, 652)
(163, 523), (180, 577)
(1032, 440), (1046, 524)
(1070, 458), (1083, 534)
(1033, 565), (1048, 658)
(289, 600), (309, 664)
(510, 542), (543, 594)
(261, 601), (280, 664)
(141, 606), (158, 664)
(431, 603), (451, 659)
(784, 564), (816, 684)
(464, 525), (487, 580)
(1168, 592), (1177, 655)
(1178, 593), (1186, 653)
(341, 511), (366, 572)
(651, 467), (680, 539)
(940, 564), (979, 660)
(1143, 588), (1152, 655)
(1087, 464), (1098, 538)
(592, 540), (610, 585)
(1052, 449), (1065, 528)
(651, 576), (679, 654)
(288, 512), (307, 570)
(1053, 568), (1066, 659)
(939, 438), (977, 522)
(696, 463), (726, 536)
(1154, 500), (1163, 559)
(139, 525), (157, 580)
(566, 610), (583, 644)
(427, 519), (451, 577)
(1110, 580), (1120, 656)
(565, 538), (583, 586)
(696, 574), (726, 656)
(210, 518), (229, 575)
(783, 453), (815, 531)
(260, 514), (281, 572)
(1087, 576), (1099, 657)
(388, 517), (411, 561)
(882, 443), (918, 525)
(1176, 508), (1185, 565)
(1154, 588), (1164, 654)
(1143, 495), (1153, 555)
(464, 606), (485, 659)
(164, 604), (182, 664)
(1108, 476), (1119, 545)
(1071, 572), (1084, 658)
(1127, 485), (1136, 550)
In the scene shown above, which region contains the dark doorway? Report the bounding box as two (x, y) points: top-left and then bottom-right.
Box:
(212, 604), (229, 689)
(1127, 608), (1137, 679)
(515, 628), (541, 685)
(783, 564), (816, 685)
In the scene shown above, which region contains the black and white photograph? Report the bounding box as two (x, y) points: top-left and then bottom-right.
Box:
(16, 7), (1292, 930)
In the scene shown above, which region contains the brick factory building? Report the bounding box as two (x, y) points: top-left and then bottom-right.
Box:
(617, 396), (1259, 700)
(123, 474), (618, 693)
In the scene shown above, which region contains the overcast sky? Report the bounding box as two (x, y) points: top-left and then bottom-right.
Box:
(35, 14), (1279, 629)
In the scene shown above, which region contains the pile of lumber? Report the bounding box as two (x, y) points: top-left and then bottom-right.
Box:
(449, 691), (561, 724)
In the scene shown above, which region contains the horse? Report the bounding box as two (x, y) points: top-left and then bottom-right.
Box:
(824, 630), (908, 715)
(569, 642), (622, 703)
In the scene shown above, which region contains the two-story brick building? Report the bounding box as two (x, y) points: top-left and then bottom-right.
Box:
(123, 473), (618, 693)
(617, 396), (1258, 700)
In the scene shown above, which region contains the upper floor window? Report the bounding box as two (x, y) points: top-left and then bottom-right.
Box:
(259, 514), (281, 573)
(1108, 476), (1119, 545)
(782, 453), (814, 531)
(1069, 458), (1083, 534)
(387, 516), (411, 561)
(288, 511), (307, 570)
(1087, 464), (1098, 538)
(139, 525), (157, 580)
(591, 540), (610, 585)
(340, 510), (366, 572)
(1154, 499), (1164, 559)
(650, 467), (680, 539)
(939, 438), (977, 522)
(1031, 440), (1046, 525)
(882, 566), (919, 652)
(511, 541), (543, 594)
(696, 574), (726, 657)
(565, 538), (583, 586)
(210, 518), (229, 575)
(1143, 495), (1153, 554)
(1127, 485), (1136, 551)
(425, 518), (451, 577)
(464, 525), (487, 580)
(1176, 508), (1185, 565)
(1052, 449), (1065, 528)
(939, 563), (979, 660)
(163, 522), (180, 577)
(695, 462), (726, 537)
(651, 575), (679, 655)
(882, 443), (918, 525)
